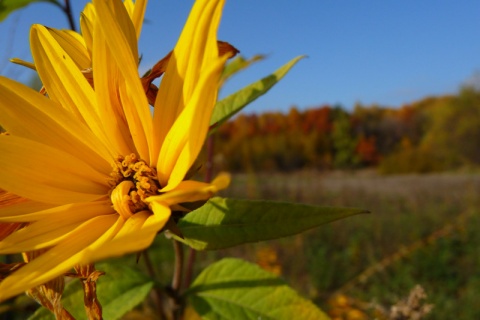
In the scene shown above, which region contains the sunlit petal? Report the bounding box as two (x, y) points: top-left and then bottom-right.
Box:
(0, 76), (111, 171)
(0, 136), (109, 205)
(158, 56), (227, 190)
(131, 0), (147, 40)
(9, 58), (36, 70)
(148, 172), (230, 206)
(30, 25), (117, 157)
(152, 0), (225, 163)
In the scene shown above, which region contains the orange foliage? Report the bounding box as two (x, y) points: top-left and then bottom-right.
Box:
(214, 89), (480, 173)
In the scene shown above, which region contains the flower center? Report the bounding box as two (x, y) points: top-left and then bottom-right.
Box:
(109, 153), (160, 220)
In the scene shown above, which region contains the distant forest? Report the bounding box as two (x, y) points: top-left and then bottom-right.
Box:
(212, 86), (480, 174)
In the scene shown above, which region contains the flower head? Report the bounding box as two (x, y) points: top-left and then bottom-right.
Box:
(0, 0), (229, 301)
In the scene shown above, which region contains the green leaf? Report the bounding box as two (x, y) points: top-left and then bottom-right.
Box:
(185, 258), (329, 320)
(0, 0), (59, 22)
(174, 197), (368, 250)
(210, 56), (304, 128)
(220, 54), (265, 86)
(28, 262), (153, 320)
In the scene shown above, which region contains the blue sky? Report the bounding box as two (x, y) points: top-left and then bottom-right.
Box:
(1, 1), (480, 113)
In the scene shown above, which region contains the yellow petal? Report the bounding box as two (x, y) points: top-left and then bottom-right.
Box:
(0, 76), (111, 172)
(9, 58), (36, 70)
(150, 201), (171, 220)
(0, 214), (119, 302)
(152, 0), (225, 162)
(0, 135), (109, 205)
(123, 0), (134, 16)
(0, 200), (113, 223)
(80, 3), (96, 58)
(118, 78), (152, 161)
(47, 28), (90, 69)
(92, 21), (137, 156)
(0, 192), (53, 220)
(86, 208), (169, 261)
(94, 0), (154, 163)
(93, 0), (139, 63)
(147, 172), (230, 206)
(30, 25), (117, 157)
(158, 56), (227, 190)
(131, 0), (147, 40)
(111, 180), (135, 220)
(0, 202), (113, 253)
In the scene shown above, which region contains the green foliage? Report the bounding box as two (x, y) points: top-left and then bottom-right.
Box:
(0, 0), (59, 21)
(185, 258), (329, 320)
(173, 197), (368, 250)
(28, 262), (153, 320)
(210, 56), (304, 128)
(220, 54), (265, 86)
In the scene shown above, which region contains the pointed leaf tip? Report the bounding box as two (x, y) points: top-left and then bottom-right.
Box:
(210, 55), (305, 129)
(176, 197), (367, 250)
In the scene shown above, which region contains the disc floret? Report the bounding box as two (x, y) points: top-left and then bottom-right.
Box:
(110, 153), (160, 219)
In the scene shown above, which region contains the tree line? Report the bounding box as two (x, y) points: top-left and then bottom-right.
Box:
(212, 86), (480, 173)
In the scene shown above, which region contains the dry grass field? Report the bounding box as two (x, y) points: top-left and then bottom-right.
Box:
(213, 170), (480, 319)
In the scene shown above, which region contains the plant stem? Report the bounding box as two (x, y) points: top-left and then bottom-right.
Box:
(183, 249), (196, 289)
(142, 250), (157, 280)
(142, 251), (169, 319)
(63, 0), (76, 31)
(165, 241), (184, 319)
(171, 240), (184, 292)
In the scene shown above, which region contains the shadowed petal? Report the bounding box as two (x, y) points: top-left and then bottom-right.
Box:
(0, 202), (114, 253)
(93, 0), (154, 163)
(0, 200), (113, 223)
(80, 3), (95, 57)
(124, 0), (147, 39)
(0, 191), (53, 219)
(47, 28), (90, 69)
(92, 20), (136, 156)
(0, 214), (120, 302)
(86, 207), (169, 261)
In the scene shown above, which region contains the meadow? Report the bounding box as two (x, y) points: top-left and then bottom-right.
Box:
(209, 170), (480, 319)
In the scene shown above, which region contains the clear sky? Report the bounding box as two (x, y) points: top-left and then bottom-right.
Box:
(1, 1), (480, 113)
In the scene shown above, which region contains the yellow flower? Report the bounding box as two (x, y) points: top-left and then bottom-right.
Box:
(0, 0), (229, 302)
